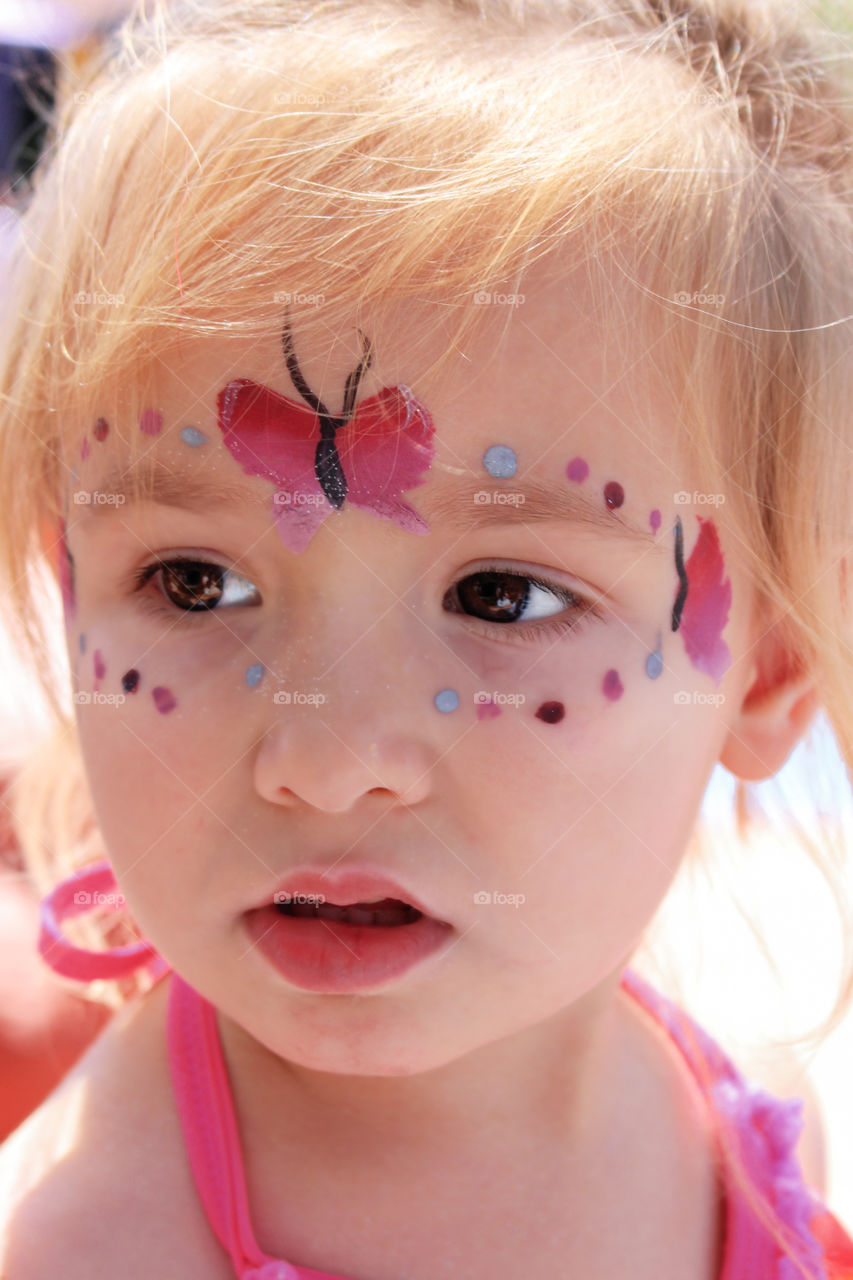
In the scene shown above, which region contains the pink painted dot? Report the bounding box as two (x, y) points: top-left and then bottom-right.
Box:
(476, 699), (502, 721)
(93, 649), (106, 681)
(603, 481), (624, 509)
(80, 437), (90, 460)
(649, 508), (661, 535)
(139, 408), (163, 436)
(152, 686), (177, 714)
(566, 456), (589, 483)
(602, 669), (623, 701)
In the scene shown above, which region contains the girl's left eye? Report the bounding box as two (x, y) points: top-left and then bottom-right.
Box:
(131, 557), (261, 614)
(443, 564), (601, 644)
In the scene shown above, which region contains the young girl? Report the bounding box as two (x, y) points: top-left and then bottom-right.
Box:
(1, 0), (853, 1275)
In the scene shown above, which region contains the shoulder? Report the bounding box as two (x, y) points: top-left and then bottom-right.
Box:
(0, 973), (231, 1279)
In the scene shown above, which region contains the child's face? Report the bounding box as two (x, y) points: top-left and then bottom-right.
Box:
(59, 263), (754, 1074)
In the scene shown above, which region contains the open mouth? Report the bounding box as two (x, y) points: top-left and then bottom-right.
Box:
(274, 897), (423, 927)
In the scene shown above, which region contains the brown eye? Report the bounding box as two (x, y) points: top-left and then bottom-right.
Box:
(445, 569), (579, 627)
(450, 571), (532, 623)
(135, 557), (261, 613)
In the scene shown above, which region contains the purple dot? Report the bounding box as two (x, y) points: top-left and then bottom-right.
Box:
(476, 699), (502, 721)
(603, 481), (624, 509)
(139, 408), (163, 436)
(93, 649), (106, 681)
(152, 685), (177, 714)
(94, 417), (109, 442)
(566, 457), (589, 483)
(121, 668), (140, 694)
(535, 700), (565, 724)
(649, 508), (661, 534)
(602, 669), (623, 701)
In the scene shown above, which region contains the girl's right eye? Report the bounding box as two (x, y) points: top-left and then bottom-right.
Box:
(132, 557), (262, 614)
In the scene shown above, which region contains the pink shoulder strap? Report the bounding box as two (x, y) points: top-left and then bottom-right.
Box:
(165, 972), (356, 1280)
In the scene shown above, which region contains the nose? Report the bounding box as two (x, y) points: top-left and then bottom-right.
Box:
(253, 684), (437, 812)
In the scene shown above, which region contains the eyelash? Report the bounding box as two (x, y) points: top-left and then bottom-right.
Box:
(129, 556), (602, 644)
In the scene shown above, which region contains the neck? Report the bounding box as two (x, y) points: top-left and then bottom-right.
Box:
(216, 965), (632, 1161)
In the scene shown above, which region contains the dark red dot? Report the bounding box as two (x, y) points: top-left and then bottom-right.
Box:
(603, 481), (624, 509)
(121, 668), (140, 694)
(535, 701), (565, 724)
(94, 417), (110, 442)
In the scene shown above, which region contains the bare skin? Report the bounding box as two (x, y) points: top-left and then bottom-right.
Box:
(0, 966), (724, 1280)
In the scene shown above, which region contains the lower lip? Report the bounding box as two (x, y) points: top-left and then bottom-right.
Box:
(243, 905), (455, 993)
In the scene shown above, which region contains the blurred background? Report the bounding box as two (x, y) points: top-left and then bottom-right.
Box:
(0, 0), (850, 1242)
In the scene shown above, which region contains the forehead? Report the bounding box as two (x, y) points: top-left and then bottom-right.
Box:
(70, 266), (692, 528)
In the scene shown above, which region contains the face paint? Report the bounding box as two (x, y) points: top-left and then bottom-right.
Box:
(245, 663), (264, 687)
(603, 481), (624, 510)
(79, 632), (86, 654)
(80, 437), (91, 461)
(602, 668), (623, 701)
(671, 515), (689, 631)
(180, 426), (208, 448)
(535, 700), (565, 724)
(434, 689), (459, 713)
(152, 686), (177, 714)
(671, 516), (732, 686)
(645, 631), (663, 679)
(121, 668), (140, 694)
(93, 650), (106, 683)
(649, 509), (661, 535)
(93, 417), (109, 442)
(566, 456), (589, 483)
(57, 518), (76, 620)
(139, 408), (163, 436)
(482, 445), (517, 478)
(476, 698), (502, 720)
(216, 315), (435, 555)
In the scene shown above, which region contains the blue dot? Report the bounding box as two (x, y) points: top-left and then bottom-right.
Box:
(180, 426), (208, 448)
(79, 632), (87, 654)
(483, 445), (517, 478)
(245, 663), (264, 687)
(645, 648), (663, 679)
(434, 688), (460, 713)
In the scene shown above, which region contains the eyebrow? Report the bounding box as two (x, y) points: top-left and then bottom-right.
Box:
(417, 477), (663, 549)
(73, 463), (272, 520)
(72, 460), (664, 550)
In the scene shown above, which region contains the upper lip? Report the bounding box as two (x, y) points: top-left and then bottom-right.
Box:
(252, 863), (447, 922)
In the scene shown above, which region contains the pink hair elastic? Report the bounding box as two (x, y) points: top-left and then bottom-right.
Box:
(38, 858), (172, 984)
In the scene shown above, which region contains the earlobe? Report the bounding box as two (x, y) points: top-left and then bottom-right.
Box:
(718, 660), (821, 782)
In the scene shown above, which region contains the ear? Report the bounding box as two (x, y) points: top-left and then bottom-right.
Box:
(718, 621), (821, 782)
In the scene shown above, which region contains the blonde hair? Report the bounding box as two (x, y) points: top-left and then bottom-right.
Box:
(1, 0), (852, 1268)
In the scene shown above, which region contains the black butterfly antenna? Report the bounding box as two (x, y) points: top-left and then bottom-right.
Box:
(280, 309), (375, 510)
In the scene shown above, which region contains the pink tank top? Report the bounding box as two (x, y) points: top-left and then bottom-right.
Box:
(164, 967), (853, 1280)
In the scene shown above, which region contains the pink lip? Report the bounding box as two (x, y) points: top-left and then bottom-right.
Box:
(255, 864), (446, 922)
(243, 863), (454, 994)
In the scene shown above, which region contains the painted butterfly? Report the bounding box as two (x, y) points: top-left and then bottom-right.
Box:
(216, 313), (436, 554)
